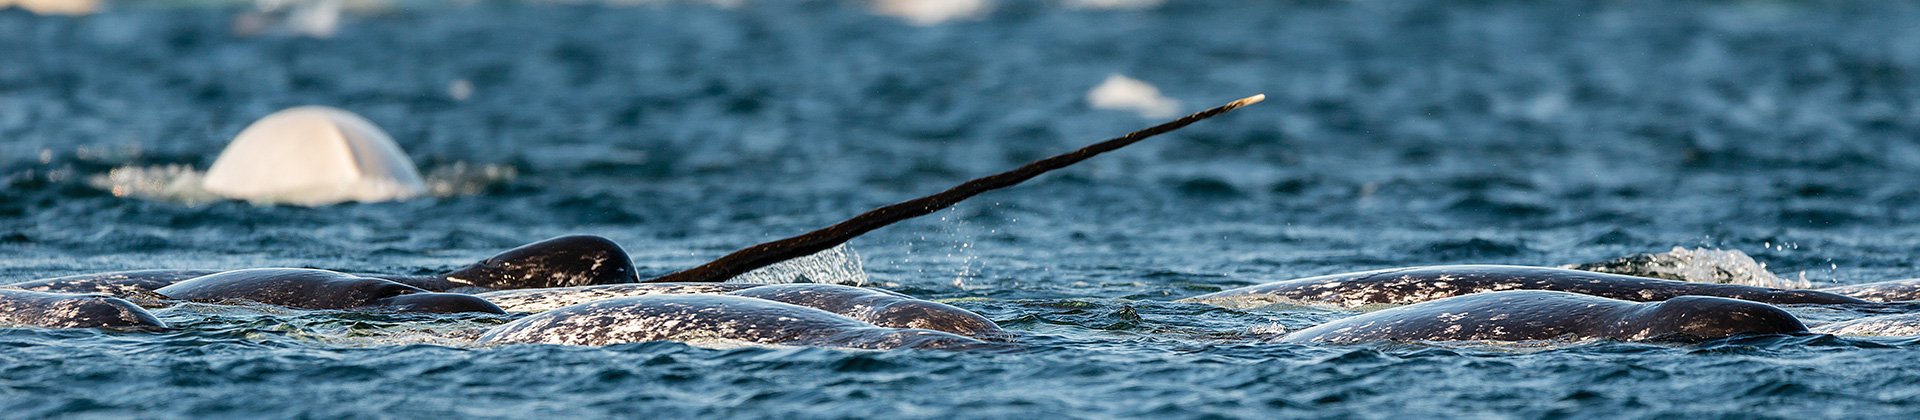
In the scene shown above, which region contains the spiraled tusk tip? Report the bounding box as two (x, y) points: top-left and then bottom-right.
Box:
(1229, 94), (1266, 108)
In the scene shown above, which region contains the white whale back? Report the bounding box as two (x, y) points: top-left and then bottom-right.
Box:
(201, 106), (426, 205)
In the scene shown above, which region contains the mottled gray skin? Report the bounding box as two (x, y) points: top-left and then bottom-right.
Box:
(729, 284), (1010, 341)
(1282, 290), (1808, 344)
(1812, 313), (1920, 337)
(478, 283), (762, 312)
(478, 283), (1009, 341)
(5, 269), (222, 302)
(0, 235), (640, 297)
(0, 290), (165, 329)
(476, 294), (987, 350)
(1817, 279), (1920, 303)
(1187, 265), (1866, 309)
(156, 268), (504, 314)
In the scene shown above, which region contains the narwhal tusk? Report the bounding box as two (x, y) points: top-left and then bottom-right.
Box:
(643, 94), (1268, 283)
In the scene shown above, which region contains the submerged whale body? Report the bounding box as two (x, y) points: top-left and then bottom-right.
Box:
(3, 235), (638, 297)
(1186, 265), (1866, 309)
(0, 290), (165, 329)
(4, 269), (224, 302)
(475, 294), (986, 349)
(478, 283), (1010, 341)
(728, 284), (1008, 341)
(1815, 279), (1920, 303)
(475, 283), (762, 312)
(1811, 313), (1920, 337)
(1281, 290), (1809, 344)
(156, 268), (504, 314)
(201, 106), (426, 205)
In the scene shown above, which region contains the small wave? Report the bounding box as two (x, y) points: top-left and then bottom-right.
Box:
(1413, 237), (1531, 260)
(1563, 247), (1812, 289)
(86, 162), (517, 206)
(421, 162), (519, 197)
(87, 164), (225, 205)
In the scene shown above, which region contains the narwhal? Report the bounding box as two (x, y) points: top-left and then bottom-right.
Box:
(456, 94), (1274, 347)
(7, 94), (1269, 346)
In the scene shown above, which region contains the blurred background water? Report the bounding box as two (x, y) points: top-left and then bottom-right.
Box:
(5, 0), (1920, 417)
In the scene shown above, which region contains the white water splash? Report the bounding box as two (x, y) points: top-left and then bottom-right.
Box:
(1064, 0), (1163, 10)
(935, 206), (985, 289)
(728, 244), (870, 286)
(1562, 246), (1812, 289)
(89, 164), (225, 205)
(1248, 323), (1289, 336)
(870, 0), (992, 26)
(422, 162), (519, 197)
(233, 0), (345, 38)
(1088, 74), (1181, 118)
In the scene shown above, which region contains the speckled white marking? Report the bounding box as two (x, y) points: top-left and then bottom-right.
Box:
(475, 295), (982, 350)
(1278, 290), (1805, 344)
(0, 289), (166, 329)
(477, 283), (760, 312)
(1820, 279), (1920, 303)
(1181, 265), (1855, 309)
(480, 283), (1010, 341)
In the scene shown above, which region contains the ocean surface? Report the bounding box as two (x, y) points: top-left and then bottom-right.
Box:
(6, 0), (1920, 417)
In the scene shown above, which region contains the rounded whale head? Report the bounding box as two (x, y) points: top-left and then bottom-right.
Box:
(443, 235), (639, 290)
(0, 290), (166, 330)
(865, 301), (1011, 341)
(201, 106), (426, 206)
(1608, 296), (1808, 341)
(42, 295), (169, 329)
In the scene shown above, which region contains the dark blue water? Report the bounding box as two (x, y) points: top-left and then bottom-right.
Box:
(6, 0), (1920, 417)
